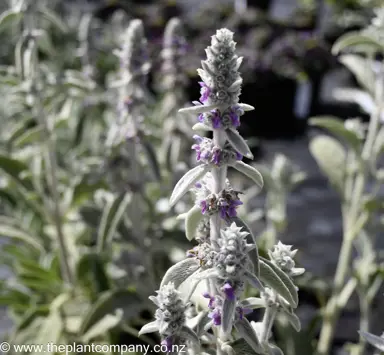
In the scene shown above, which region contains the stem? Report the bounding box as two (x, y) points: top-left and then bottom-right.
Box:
(25, 4), (73, 285)
(357, 287), (370, 355)
(260, 304), (278, 344)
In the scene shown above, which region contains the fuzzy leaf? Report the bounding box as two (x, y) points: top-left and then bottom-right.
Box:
(235, 318), (262, 353)
(309, 116), (362, 154)
(240, 297), (265, 310)
(192, 123), (212, 131)
(170, 165), (208, 206)
(267, 344), (285, 355)
(259, 259), (298, 308)
(179, 325), (199, 345)
(237, 103), (254, 111)
(359, 331), (384, 351)
(222, 297), (237, 335)
(282, 308), (301, 332)
(138, 321), (158, 336)
(230, 161), (263, 187)
(225, 129), (253, 159)
(309, 135), (346, 195)
(228, 339), (263, 355)
(332, 32), (384, 55)
(185, 205), (204, 241)
(160, 258), (200, 289)
(244, 271), (264, 292)
(179, 104), (217, 115)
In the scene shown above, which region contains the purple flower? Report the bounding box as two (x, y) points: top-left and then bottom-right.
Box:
(195, 182), (202, 188)
(186, 246), (199, 257)
(237, 306), (252, 320)
(227, 199), (243, 217)
(203, 292), (215, 309)
(199, 82), (210, 103)
(222, 282), (236, 301)
(230, 110), (240, 127)
(200, 200), (208, 214)
(208, 309), (221, 326)
(236, 152), (243, 160)
(161, 337), (173, 353)
(198, 113), (204, 122)
(211, 110), (221, 128)
(212, 149), (221, 165)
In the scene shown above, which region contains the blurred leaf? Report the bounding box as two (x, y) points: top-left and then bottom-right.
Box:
(141, 139), (161, 181)
(38, 8), (68, 33)
(76, 252), (111, 298)
(31, 310), (62, 355)
(79, 289), (142, 335)
(339, 54), (376, 95)
(0, 218), (44, 252)
(332, 32), (384, 55)
(0, 9), (23, 33)
(309, 135), (346, 195)
(359, 331), (384, 351)
(13, 126), (43, 147)
(82, 310), (123, 343)
(310, 116), (362, 153)
(97, 192), (131, 253)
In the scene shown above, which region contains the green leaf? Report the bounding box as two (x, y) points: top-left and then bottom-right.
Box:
(185, 205), (203, 241)
(230, 161), (263, 188)
(169, 165), (208, 206)
(309, 116), (361, 154)
(79, 289), (142, 335)
(225, 129), (253, 159)
(259, 258), (298, 308)
(0, 9), (23, 33)
(309, 135), (346, 195)
(332, 32), (384, 55)
(97, 192), (131, 253)
(76, 252), (110, 298)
